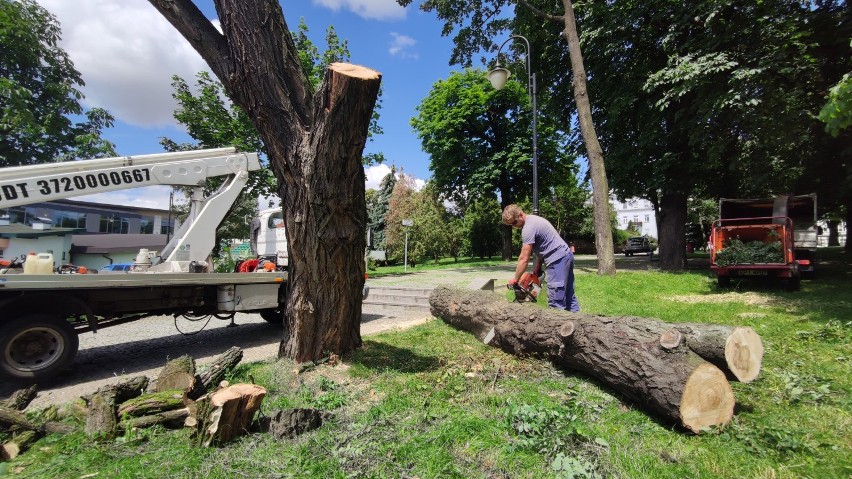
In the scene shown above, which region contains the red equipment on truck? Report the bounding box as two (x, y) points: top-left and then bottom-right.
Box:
(710, 194), (817, 291)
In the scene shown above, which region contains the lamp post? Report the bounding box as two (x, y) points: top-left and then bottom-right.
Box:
(487, 34), (539, 215)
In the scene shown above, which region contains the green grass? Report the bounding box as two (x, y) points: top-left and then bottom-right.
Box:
(4, 249), (851, 479)
(368, 255), (507, 277)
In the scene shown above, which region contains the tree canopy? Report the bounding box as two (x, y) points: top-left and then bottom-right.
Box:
(0, 0), (115, 166)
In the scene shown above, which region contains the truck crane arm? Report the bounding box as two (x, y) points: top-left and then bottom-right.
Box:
(0, 147), (261, 272)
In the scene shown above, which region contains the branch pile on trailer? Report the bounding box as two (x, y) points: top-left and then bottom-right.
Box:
(430, 286), (765, 433)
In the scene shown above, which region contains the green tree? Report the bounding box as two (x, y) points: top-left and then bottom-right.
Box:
(367, 166), (396, 252)
(0, 0), (115, 166)
(385, 171), (418, 263)
(462, 196), (502, 259)
(820, 72), (852, 136)
(411, 68), (571, 260)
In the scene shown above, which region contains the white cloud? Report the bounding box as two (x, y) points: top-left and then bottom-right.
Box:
(39, 0), (211, 128)
(388, 32), (418, 59)
(312, 0), (406, 20)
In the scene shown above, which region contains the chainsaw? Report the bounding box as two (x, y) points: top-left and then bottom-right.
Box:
(509, 272), (542, 303)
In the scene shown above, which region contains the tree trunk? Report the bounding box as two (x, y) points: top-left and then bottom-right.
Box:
(195, 383), (266, 447)
(190, 346), (243, 400)
(430, 287), (737, 432)
(560, 0), (615, 275)
(149, 0), (379, 364)
(0, 406), (74, 435)
(658, 191), (688, 271)
(500, 222), (513, 261)
(827, 219), (839, 247)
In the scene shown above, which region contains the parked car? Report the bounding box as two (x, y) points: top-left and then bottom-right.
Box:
(99, 263), (132, 272)
(623, 237), (654, 256)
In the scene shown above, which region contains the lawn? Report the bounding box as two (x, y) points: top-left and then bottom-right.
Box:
(3, 250), (850, 479)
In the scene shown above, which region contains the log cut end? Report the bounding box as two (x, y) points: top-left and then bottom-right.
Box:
(679, 363), (735, 433)
(329, 62), (381, 80)
(724, 327), (764, 383)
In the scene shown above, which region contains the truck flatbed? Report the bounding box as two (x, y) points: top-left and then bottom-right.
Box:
(0, 271), (287, 289)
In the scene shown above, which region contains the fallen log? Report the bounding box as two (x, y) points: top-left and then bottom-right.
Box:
(1, 430), (38, 460)
(189, 347), (243, 400)
(433, 287), (763, 382)
(430, 287), (736, 433)
(2, 385), (37, 411)
(0, 406), (74, 435)
(84, 375), (149, 437)
(117, 390), (185, 418)
(195, 383), (266, 446)
(154, 355), (197, 393)
(116, 408), (190, 432)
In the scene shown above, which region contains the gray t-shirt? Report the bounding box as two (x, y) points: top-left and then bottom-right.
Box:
(522, 214), (568, 265)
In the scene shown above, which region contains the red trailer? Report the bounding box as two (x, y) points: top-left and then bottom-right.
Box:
(710, 194), (817, 291)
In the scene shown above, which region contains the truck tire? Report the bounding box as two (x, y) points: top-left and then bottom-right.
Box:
(0, 314), (79, 382)
(259, 308), (285, 325)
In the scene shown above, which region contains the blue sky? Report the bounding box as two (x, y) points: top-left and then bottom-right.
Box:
(38, 0), (469, 209)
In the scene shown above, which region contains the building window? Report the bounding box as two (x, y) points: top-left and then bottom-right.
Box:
(622, 216), (628, 225)
(140, 218), (154, 234)
(161, 222), (174, 235)
(58, 212), (86, 228)
(645, 214), (650, 223)
(100, 215), (130, 234)
(633, 215), (639, 224)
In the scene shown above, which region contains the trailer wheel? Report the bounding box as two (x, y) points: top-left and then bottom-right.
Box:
(259, 308), (285, 325)
(717, 275), (731, 288)
(0, 314), (79, 382)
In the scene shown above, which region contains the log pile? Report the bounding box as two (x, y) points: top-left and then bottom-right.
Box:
(430, 286), (765, 433)
(1, 345), (340, 462)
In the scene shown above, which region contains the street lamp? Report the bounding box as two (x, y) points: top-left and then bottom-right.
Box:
(488, 34), (539, 215)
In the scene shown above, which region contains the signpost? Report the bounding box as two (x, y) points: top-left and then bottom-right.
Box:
(402, 219), (413, 272)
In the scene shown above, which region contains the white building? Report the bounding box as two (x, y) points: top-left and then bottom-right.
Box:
(612, 197), (658, 238)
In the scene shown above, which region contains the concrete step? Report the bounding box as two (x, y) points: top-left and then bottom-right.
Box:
(363, 285), (434, 311)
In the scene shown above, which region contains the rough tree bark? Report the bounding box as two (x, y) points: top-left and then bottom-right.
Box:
(431, 287), (741, 432)
(148, 0), (380, 362)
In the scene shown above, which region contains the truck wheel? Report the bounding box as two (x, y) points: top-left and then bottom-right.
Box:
(0, 314), (79, 382)
(259, 308), (285, 325)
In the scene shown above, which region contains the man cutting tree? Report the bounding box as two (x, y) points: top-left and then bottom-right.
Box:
(502, 204), (580, 312)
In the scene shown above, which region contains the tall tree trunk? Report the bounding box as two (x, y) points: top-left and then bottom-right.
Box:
(150, 0), (380, 362)
(658, 192), (688, 271)
(500, 223), (513, 261)
(845, 201), (852, 253)
(559, 0), (615, 275)
(827, 220), (839, 247)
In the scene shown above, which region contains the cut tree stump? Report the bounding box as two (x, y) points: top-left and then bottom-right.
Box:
(117, 389), (185, 418)
(154, 355), (197, 393)
(196, 383), (266, 446)
(430, 287), (737, 433)
(189, 347), (243, 400)
(85, 375), (149, 437)
(265, 408), (330, 439)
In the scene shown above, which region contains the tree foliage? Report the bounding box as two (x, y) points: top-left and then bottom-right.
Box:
(0, 0), (115, 166)
(367, 166), (396, 252)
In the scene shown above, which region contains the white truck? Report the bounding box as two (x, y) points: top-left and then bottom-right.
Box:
(0, 148), (290, 381)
